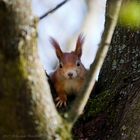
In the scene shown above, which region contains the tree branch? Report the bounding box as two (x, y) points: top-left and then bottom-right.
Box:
(39, 0), (70, 20)
(0, 1), (68, 139)
(67, 0), (123, 125)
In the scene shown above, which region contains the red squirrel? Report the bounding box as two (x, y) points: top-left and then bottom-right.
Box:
(50, 34), (87, 107)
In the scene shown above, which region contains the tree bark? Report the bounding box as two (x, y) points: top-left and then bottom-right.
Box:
(73, 23), (140, 140)
(98, 25), (140, 140)
(0, 1), (71, 139)
(73, 1), (140, 140)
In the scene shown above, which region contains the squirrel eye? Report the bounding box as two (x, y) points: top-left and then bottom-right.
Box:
(76, 61), (80, 67)
(59, 63), (63, 68)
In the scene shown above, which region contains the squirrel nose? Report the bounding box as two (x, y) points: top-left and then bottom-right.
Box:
(68, 72), (73, 78)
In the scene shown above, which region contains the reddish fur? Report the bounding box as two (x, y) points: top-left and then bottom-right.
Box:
(50, 34), (87, 107)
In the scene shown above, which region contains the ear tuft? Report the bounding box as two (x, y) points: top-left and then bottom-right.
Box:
(49, 37), (63, 60)
(75, 33), (85, 58)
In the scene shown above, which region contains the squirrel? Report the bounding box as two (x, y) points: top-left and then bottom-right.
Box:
(49, 34), (87, 107)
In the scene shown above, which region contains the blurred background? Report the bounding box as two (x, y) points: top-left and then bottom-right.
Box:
(32, 0), (107, 75)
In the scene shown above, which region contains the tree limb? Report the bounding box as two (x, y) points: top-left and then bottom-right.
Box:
(0, 1), (71, 139)
(67, 0), (123, 125)
(39, 0), (70, 20)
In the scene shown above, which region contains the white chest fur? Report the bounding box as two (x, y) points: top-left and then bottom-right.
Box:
(63, 78), (81, 95)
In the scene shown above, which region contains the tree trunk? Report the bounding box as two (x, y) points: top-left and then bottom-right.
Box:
(73, 22), (140, 140)
(73, 0), (140, 137)
(0, 1), (71, 139)
(99, 24), (140, 139)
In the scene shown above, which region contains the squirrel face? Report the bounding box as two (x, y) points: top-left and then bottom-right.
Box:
(56, 52), (85, 80)
(50, 34), (86, 80)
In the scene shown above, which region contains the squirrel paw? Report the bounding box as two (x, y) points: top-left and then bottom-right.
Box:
(55, 96), (67, 108)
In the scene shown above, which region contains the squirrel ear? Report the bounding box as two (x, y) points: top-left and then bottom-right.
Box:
(75, 34), (85, 58)
(50, 37), (63, 60)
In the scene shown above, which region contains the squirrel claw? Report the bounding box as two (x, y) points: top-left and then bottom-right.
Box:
(55, 97), (67, 108)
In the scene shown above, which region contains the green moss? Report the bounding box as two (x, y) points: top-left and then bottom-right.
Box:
(0, 34), (36, 133)
(56, 119), (72, 140)
(0, 55), (26, 93)
(0, 52), (29, 136)
(82, 90), (112, 119)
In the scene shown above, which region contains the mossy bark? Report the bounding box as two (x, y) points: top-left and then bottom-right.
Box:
(0, 0), (72, 140)
(73, 26), (140, 140)
(73, 0), (140, 138)
(99, 25), (140, 140)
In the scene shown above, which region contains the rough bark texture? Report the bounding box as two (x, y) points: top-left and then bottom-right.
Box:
(99, 25), (140, 140)
(73, 0), (140, 138)
(73, 24), (140, 140)
(98, 1), (140, 139)
(0, 1), (71, 140)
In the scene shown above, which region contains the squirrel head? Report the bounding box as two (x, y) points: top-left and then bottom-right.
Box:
(50, 34), (86, 80)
